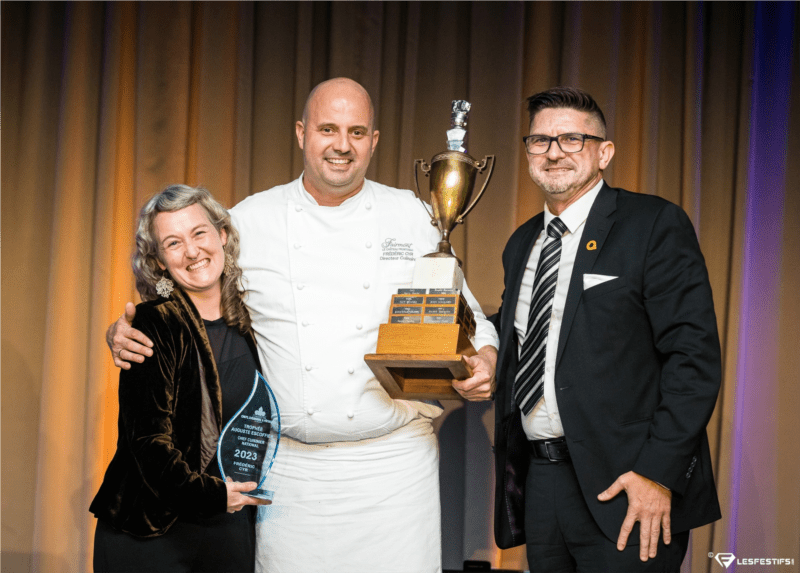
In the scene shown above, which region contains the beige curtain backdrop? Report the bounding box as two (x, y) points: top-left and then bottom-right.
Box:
(2, 2), (798, 572)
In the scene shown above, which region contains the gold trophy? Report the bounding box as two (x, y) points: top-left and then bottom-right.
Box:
(365, 101), (495, 400)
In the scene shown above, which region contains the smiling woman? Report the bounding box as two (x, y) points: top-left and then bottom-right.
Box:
(131, 186), (248, 328)
(89, 185), (267, 572)
(153, 204), (228, 318)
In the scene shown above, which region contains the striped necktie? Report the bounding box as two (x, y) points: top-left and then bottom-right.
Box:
(514, 217), (568, 415)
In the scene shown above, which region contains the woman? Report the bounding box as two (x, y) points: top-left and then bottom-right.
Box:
(90, 185), (266, 572)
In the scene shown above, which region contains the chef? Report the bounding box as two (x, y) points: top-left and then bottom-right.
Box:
(108, 77), (499, 573)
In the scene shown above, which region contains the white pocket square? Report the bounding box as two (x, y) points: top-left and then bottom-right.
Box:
(583, 274), (618, 290)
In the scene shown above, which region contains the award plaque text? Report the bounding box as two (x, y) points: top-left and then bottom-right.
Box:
(217, 371), (280, 500)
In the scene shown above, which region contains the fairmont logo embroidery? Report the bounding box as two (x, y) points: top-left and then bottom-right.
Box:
(380, 238), (415, 261)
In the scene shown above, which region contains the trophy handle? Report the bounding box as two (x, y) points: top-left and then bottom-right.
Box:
(456, 155), (495, 224)
(413, 159), (437, 225)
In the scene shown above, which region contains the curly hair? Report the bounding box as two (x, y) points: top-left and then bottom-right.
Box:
(526, 87), (607, 139)
(132, 184), (251, 334)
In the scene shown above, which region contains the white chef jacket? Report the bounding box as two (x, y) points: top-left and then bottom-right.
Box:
(230, 176), (498, 573)
(231, 176), (499, 444)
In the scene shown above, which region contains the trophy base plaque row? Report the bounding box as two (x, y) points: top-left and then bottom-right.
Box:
(365, 282), (478, 400)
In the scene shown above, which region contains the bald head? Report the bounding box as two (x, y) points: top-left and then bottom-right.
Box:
(302, 78), (376, 131)
(295, 77), (381, 206)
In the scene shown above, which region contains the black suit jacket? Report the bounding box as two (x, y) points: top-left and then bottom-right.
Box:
(491, 183), (722, 549)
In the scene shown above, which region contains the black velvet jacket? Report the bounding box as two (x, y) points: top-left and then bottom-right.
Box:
(90, 288), (260, 537)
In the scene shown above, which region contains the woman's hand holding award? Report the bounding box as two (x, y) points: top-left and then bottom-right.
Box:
(217, 371), (280, 501)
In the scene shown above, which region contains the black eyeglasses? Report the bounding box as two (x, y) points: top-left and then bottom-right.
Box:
(523, 133), (605, 155)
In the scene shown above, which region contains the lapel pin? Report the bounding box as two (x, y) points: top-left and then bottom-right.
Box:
(587, 240), (597, 251)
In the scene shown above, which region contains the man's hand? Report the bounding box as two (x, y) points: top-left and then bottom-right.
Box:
(106, 302), (153, 370)
(597, 471), (672, 561)
(225, 478), (271, 512)
(452, 345), (497, 401)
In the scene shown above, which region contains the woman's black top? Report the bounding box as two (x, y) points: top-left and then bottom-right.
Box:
(203, 317), (259, 480)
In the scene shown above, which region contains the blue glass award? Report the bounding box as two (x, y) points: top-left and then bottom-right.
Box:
(217, 371), (280, 500)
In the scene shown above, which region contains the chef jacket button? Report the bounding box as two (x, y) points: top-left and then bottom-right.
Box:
(363, 282), (370, 289)
(305, 364), (313, 371)
(365, 202), (372, 210)
(365, 241), (372, 248)
(302, 320), (309, 327)
(356, 323), (363, 330)
(347, 411), (354, 419)
(297, 283), (305, 290)
(307, 408), (314, 415)
(294, 243), (301, 249)
(295, 205), (303, 212)
(348, 367), (355, 374)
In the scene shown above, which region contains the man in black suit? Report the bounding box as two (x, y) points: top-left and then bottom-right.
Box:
(491, 87), (721, 572)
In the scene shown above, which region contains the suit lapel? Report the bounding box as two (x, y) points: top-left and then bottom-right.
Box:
(556, 184), (618, 368)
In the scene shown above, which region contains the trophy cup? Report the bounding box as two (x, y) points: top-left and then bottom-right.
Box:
(217, 371), (281, 500)
(364, 101), (494, 400)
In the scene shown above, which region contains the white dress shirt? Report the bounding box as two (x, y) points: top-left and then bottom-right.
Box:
(515, 180), (603, 440)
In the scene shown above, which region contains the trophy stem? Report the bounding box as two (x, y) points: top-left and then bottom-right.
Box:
(423, 240), (452, 256)
(422, 240), (462, 267)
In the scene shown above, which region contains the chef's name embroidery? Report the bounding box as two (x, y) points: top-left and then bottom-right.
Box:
(380, 238), (415, 261)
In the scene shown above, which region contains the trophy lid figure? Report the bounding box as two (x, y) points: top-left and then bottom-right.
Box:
(447, 100), (471, 152)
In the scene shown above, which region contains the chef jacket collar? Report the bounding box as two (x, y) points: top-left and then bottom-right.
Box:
(296, 172), (372, 209)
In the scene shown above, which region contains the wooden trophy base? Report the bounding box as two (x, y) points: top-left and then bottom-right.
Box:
(364, 324), (476, 400)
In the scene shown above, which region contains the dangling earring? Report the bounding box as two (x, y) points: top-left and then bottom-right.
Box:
(223, 252), (235, 276)
(156, 274), (174, 298)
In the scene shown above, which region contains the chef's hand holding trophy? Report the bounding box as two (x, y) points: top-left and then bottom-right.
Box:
(365, 101), (494, 400)
(217, 371), (281, 503)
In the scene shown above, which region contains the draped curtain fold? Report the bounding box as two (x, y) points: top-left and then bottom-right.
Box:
(2, 2), (798, 572)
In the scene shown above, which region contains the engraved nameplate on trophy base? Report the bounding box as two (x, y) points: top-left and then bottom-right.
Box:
(390, 315), (423, 324)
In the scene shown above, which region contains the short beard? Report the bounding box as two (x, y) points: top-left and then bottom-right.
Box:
(530, 167), (594, 198)
(535, 179), (571, 196)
